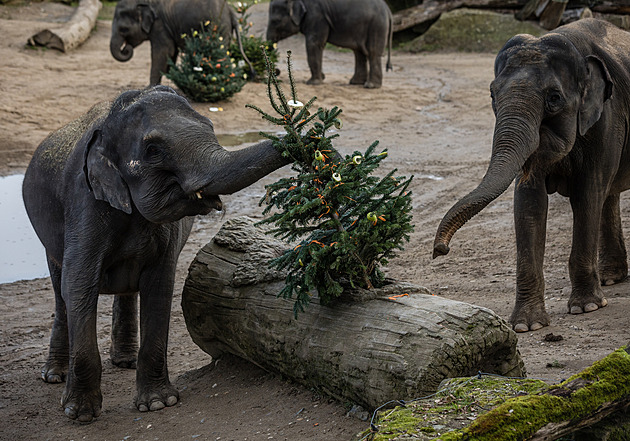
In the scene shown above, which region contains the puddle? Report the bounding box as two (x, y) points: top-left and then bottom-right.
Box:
(0, 175), (49, 284)
(217, 131), (266, 147)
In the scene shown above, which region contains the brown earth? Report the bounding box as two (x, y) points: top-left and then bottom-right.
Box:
(1, 2), (629, 440)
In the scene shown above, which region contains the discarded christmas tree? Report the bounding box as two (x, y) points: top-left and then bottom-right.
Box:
(166, 21), (246, 102)
(229, 1), (278, 81)
(248, 51), (414, 317)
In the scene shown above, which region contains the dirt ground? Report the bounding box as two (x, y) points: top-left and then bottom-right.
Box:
(1, 2), (630, 440)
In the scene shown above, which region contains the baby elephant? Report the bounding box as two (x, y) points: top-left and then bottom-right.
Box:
(434, 19), (630, 333)
(110, 0), (249, 85)
(266, 0), (392, 88)
(23, 86), (288, 422)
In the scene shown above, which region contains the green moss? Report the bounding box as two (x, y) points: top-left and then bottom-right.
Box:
(401, 8), (545, 53)
(358, 347), (630, 440)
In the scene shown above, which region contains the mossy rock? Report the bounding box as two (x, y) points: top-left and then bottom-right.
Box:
(401, 8), (546, 53)
(359, 346), (630, 441)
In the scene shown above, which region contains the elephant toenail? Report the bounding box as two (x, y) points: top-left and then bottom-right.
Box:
(513, 323), (528, 333)
(601, 298), (608, 307)
(570, 306), (583, 314)
(149, 401), (165, 411)
(166, 396), (178, 406)
(584, 303), (599, 313)
(138, 404), (149, 412)
(530, 322), (544, 331)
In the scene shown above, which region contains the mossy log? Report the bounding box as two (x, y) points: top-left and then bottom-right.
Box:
(27, 0), (101, 52)
(364, 346), (630, 441)
(181, 217), (525, 410)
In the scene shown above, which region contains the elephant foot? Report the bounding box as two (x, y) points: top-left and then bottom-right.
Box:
(306, 75), (324, 85)
(41, 360), (67, 383)
(509, 301), (550, 333)
(349, 75), (367, 85)
(62, 388), (103, 423)
(363, 81), (382, 89)
(110, 344), (137, 369)
(135, 383), (179, 412)
(599, 262), (628, 286)
(568, 294), (608, 314)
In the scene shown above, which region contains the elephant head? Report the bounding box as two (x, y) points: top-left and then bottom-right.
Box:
(84, 86), (289, 223)
(110, 0), (156, 62)
(433, 32), (613, 257)
(266, 0), (306, 42)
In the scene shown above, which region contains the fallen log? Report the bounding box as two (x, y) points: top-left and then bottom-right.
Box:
(28, 0), (101, 52)
(181, 217), (525, 410)
(361, 346), (630, 440)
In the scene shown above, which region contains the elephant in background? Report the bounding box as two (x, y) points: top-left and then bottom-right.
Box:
(110, 0), (251, 85)
(266, 0), (392, 88)
(22, 86), (289, 422)
(434, 19), (630, 332)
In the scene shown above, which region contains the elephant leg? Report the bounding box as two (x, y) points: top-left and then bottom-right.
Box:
(568, 188), (608, 314)
(61, 269), (103, 422)
(364, 51), (383, 89)
(305, 37), (326, 85)
(350, 50), (368, 85)
(110, 293), (138, 369)
(135, 265), (179, 412)
(598, 192), (628, 286)
(510, 175), (550, 333)
(42, 255), (69, 383)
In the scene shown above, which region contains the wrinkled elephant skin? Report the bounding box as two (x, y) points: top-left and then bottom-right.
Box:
(22, 86), (288, 422)
(434, 19), (630, 332)
(266, 0), (392, 88)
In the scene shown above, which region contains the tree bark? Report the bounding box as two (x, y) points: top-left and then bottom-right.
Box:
(181, 216), (525, 410)
(28, 0), (102, 52)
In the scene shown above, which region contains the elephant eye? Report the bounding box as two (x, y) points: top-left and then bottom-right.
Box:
(145, 143), (163, 161)
(545, 90), (564, 113)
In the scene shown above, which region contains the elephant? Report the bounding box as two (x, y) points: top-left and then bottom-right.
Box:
(22, 85), (289, 422)
(266, 0), (392, 88)
(433, 18), (630, 333)
(110, 0), (251, 85)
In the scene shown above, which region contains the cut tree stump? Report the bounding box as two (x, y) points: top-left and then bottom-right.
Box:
(28, 0), (102, 52)
(182, 217), (525, 410)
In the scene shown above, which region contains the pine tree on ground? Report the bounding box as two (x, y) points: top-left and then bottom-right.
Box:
(166, 21), (246, 102)
(248, 51), (414, 317)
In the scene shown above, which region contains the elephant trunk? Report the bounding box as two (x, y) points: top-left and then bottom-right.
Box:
(433, 107), (542, 258)
(200, 139), (290, 196)
(110, 34), (134, 62)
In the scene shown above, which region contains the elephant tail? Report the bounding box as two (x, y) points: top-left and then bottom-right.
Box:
(386, 10), (393, 72)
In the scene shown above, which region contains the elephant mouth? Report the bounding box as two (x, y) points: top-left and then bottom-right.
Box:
(189, 188), (223, 212)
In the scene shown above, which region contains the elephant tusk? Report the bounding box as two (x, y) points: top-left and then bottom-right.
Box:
(195, 191), (203, 199)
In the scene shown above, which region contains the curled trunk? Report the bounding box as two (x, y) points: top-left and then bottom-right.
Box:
(110, 35), (133, 62)
(433, 113), (541, 257)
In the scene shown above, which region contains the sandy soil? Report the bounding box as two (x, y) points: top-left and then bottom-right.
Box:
(1, 2), (629, 440)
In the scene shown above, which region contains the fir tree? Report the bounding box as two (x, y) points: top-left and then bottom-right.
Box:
(229, 1), (279, 81)
(166, 21), (247, 102)
(248, 51), (414, 317)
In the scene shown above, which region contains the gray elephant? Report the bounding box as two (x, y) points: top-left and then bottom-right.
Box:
(266, 0), (392, 88)
(433, 19), (630, 332)
(110, 0), (250, 85)
(22, 86), (288, 422)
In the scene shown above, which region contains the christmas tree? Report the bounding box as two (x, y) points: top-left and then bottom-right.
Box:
(248, 51), (414, 317)
(229, 1), (279, 80)
(166, 21), (247, 103)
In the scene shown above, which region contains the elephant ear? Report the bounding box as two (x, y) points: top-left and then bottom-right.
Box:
(84, 129), (133, 214)
(578, 55), (613, 136)
(289, 0), (306, 26)
(137, 4), (155, 35)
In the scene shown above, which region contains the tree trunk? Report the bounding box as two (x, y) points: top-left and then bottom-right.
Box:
(28, 0), (102, 52)
(181, 216), (525, 410)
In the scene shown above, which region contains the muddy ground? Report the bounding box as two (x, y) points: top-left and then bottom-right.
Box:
(1, 2), (629, 440)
